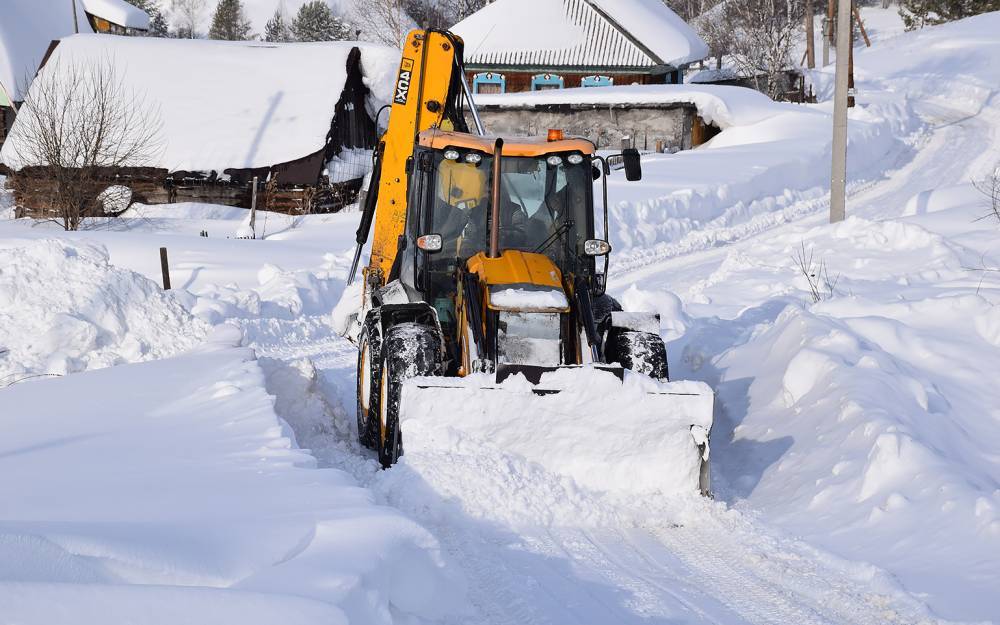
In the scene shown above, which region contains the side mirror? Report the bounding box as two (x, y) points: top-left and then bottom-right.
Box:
(622, 148), (642, 181)
(417, 234), (443, 253)
(592, 164), (602, 181)
(584, 239), (612, 256)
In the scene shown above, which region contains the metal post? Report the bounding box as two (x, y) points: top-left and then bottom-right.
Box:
(249, 175), (258, 239)
(458, 59), (485, 135)
(71, 0), (79, 33)
(159, 247), (171, 290)
(830, 0), (852, 223)
(489, 139), (504, 258)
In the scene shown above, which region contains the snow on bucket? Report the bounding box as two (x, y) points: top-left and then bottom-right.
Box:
(399, 367), (713, 496)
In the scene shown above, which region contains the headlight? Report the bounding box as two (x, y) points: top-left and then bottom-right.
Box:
(584, 239), (612, 256)
(417, 234), (443, 252)
(546, 155), (563, 167)
(443, 149), (460, 160)
(464, 152), (483, 164)
(567, 153), (584, 165)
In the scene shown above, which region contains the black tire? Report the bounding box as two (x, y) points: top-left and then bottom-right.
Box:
(606, 328), (670, 381)
(356, 317), (382, 449)
(592, 294), (623, 330)
(374, 322), (443, 468)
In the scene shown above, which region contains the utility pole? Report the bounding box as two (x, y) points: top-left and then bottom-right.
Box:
(830, 0), (852, 223)
(805, 0), (816, 69)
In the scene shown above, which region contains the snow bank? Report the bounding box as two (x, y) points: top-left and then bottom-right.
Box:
(0, 239), (209, 384)
(0, 345), (467, 624)
(0, 35), (400, 173)
(398, 368), (713, 497)
(658, 204), (1000, 619)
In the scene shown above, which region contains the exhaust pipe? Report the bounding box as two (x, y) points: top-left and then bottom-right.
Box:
(489, 138), (504, 258)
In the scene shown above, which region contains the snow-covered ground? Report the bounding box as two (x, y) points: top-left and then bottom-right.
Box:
(3, 10), (1000, 625)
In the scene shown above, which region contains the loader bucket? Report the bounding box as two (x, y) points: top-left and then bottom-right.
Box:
(398, 366), (714, 497)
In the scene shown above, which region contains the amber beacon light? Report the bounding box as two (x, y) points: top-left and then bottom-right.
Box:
(547, 129), (565, 142)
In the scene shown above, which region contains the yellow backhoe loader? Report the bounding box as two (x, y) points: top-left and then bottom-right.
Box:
(343, 30), (713, 495)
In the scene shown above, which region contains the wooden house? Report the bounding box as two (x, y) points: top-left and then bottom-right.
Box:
(452, 0), (708, 94)
(0, 35), (399, 217)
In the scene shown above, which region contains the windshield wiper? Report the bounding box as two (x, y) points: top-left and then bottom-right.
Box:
(534, 220), (574, 255)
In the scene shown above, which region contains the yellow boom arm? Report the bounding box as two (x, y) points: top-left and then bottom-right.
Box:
(366, 30), (466, 284)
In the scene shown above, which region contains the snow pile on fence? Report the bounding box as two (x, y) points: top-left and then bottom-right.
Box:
(0, 344), (467, 625)
(0, 239), (209, 384)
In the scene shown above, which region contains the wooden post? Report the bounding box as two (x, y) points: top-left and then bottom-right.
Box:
(823, 0), (835, 66)
(853, 4), (871, 47)
(159, 247), (171, 290)
(249, 176), (258, 239)
(806, 0), (816, 69)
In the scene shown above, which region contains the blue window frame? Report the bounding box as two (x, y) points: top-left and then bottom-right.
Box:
(472, 72), (506, 94)
(531, 74), (564, 91)
(581, 75), (614, 88)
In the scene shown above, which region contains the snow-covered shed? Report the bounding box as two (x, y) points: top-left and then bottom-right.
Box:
(0, 0), (149, 148)
(1, 35), (400, 216)
(452, 0), (708, 94)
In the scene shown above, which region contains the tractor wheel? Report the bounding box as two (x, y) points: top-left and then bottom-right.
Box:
(606, 329), (670, 381)
(356, 319), (382, 449)
(375, 322), (443, 468)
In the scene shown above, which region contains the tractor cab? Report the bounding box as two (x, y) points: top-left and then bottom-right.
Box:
(396, 129), (636, 376)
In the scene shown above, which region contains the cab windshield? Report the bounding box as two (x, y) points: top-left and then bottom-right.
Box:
(422, 151), (592, 266)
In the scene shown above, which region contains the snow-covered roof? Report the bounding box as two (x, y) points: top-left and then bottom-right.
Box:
(0, 35), (401, 173)
(82, 0), (152, 29)
(0, 0), (150, 104)
(452, 0), (708, 70)
(473, 84), (794, 129)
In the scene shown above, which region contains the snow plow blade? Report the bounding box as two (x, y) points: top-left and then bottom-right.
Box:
(400, 366), (714, 497)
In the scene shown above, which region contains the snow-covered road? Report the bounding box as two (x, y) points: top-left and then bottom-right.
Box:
(3, 11), (999, 625)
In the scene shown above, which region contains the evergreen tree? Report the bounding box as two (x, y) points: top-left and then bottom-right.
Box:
(124, 0), (171, 36)
(208, 0), (253, 40)
(264, 5), (293, 42)
(291, 1), (353, 42)
(898, 0), (1000, 29)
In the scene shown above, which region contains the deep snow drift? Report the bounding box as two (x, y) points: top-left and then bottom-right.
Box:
(0, 333), (465, 625)
(0, 239), (209, 384)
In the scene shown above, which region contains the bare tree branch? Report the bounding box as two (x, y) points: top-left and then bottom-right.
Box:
(7, 56), (162, 230)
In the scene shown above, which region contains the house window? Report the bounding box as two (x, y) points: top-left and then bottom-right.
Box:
(473, 72), (506, 95)
(531, 74), (564, 91)
(581, 75), (613, 88)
